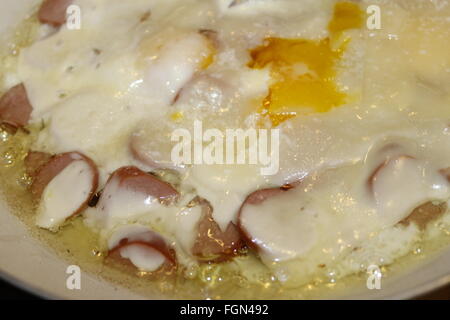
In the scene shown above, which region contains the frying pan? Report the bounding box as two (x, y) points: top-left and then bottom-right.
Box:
(0, 0), (449, 300)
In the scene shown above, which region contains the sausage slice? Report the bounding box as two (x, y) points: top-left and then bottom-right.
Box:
(0, 84), (32, 128)
(237, 185), (294, 253)
(192, 198), (245, 263)
(38, 0), (73, 27)
(107, 225), (176, 273)
(106, 166), (179, 205)
(400, 201), (447, 230)
(32, 152), (99, 230)
(24, 151), (52, 178)
(87, 166), (179, 229)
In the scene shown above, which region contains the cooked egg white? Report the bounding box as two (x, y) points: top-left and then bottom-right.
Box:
(9, 0), (450, 288)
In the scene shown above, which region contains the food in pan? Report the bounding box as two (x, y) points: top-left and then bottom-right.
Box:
(0, 0), (450, 298)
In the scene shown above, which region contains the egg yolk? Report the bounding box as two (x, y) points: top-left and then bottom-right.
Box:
(248, 1), (363, 126)
(328, 1), (364, 34)
(200, 40), (216, 70)
(170, 111), (184, 122)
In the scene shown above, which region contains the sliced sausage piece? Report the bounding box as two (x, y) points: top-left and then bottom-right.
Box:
(174, 74), (230, 111)
(192, 197), (245, 263)
(31, 152), (96, 197)
(87, 166), (179, 229)
(237, 185), (295, 253)
(368, 155), (450, 226)
(0, 123), (19, 135)
(129, 130), (179, 170)
(107, 166), (179, 205)
(24, 151), (52, 178)
(107, 224), (176, 273)
(400, 201), (447, 230)
(38, 0), (73, 27)
(238, 181), (320, 263)
(367, 155), (414, 193)
(32, 152), (99, 230)
(0, 84), (32, 128)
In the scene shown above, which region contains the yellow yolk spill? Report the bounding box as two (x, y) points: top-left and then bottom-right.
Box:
(328, 1), (364, 34)
(170, 111), (184, 122)
(200, 37), (217, 70)
(248, 1), (363, 126)
(249, 38), (346, 125)
(201, 48), (216, 70)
